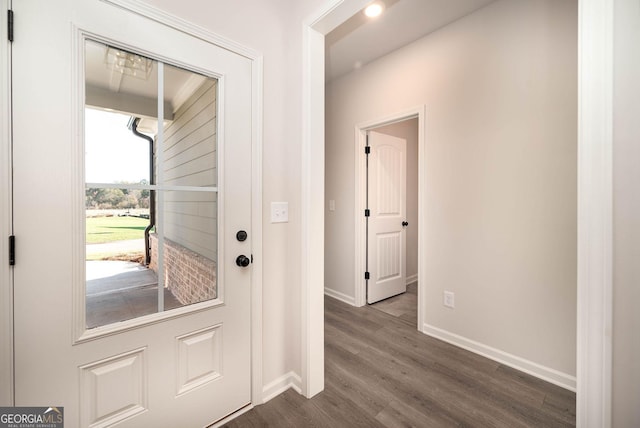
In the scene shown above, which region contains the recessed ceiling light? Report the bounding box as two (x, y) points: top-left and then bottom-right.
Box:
(364, 2), (384, 18)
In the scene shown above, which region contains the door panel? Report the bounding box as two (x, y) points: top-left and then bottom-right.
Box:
(13, 1), (252, 426)
(367, 131), (407, 304)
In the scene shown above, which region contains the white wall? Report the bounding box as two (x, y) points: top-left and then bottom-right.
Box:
(613, 0), (640, 425)
(326, 0), (577, 378)
(371, 119), (419, 281)
(141, 0), (326, 391)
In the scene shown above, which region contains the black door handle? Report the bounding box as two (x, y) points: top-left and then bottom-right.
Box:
(402, 221), (409, 227)
(236, 255), (251, 267)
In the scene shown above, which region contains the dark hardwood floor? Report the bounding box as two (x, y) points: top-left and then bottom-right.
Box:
(369, 281), (418, 325)
(224, 290), (576, 427)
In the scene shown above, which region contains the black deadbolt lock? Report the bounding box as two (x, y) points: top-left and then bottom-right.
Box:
(236, 230), (248, 242)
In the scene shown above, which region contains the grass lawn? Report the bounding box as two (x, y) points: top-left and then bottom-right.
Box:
(86, 216), (149, 244)
(86, 250), (145, 262)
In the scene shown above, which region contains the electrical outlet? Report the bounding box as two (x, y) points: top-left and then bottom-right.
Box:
(443, 291), (455, 308)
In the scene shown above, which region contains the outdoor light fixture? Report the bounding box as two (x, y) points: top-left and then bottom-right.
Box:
(364, 2), (385, 18)
(105, 47), (153, 79)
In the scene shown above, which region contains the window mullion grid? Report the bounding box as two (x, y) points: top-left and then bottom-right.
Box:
(157, 62), (165, 313)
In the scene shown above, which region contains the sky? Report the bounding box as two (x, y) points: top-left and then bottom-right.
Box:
(85, 108), (151, 184)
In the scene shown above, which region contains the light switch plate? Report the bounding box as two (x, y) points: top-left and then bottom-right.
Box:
(329, 200), (336, 211)
(271, 202), (289, 223)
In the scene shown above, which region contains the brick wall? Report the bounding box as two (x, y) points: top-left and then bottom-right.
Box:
(149, 233), (217, 305)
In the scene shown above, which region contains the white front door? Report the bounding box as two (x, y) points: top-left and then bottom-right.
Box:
(367, 131), (407, 304)
(12, 1), (253, 426)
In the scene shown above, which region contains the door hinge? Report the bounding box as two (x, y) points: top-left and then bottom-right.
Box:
(364, 271), (370, 280)
(7, 10), (13, 42)
(364, 146), (370, 155)
(364, 209), (370, 217)
(9, 235), (15, 266)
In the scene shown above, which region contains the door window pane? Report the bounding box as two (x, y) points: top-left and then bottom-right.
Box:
(84, 39), (218, 329)
(163, 63), (218, 188)
(151, 190), (217, 307)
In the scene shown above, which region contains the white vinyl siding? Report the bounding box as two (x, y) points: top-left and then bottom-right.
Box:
(161, 79), (217, 261)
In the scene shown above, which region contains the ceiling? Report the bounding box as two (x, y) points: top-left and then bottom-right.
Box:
(85, 39), (208, 124)
(85, 2), (500, 113)
(325, 0), (497, 82)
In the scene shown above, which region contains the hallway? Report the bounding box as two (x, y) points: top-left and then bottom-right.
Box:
(225, 295), (576, 427)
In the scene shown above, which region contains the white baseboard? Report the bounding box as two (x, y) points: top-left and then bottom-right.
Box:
(422, 323), (576, 392)
(261, 371), (302, 403)
(324, 287), (356, 306)
(406, 274), (418, 285)
(220, 372), (301, 425)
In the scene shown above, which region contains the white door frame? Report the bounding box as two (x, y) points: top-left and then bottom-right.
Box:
(363, 129), (409, 305)
(302, 0), (613, 426)
(0, 0), (13, 407)
(353, 108), (425, 319)
(0, 0), (265, 407)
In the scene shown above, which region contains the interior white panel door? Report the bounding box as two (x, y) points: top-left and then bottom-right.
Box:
(367, 131), (407, 304)
(12, 1), (252, 426)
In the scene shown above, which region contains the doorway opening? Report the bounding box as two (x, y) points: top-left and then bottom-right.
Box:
(316, 0), (592, 412)
(365, 118), (419, 326)
(348, 108), (426, 325)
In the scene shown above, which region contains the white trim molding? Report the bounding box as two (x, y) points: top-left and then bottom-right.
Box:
(0, 0), (14, 407)
(353, 122), (367, 308)
(250, 55), (265, 406)
(577, 0), (613, 426)
(406, 274), (418, 286)
(353, 106), (425, 327)
(301, 0), (370, 398)
(324, 287), (356, 306)
(261, 372), (302, 404)
(423, 324), (577, 392)
(301, 24), (325, 399)
(100, 0), (261, 60)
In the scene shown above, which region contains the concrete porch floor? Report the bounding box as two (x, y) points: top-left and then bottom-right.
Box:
(86, 261), (181, 329)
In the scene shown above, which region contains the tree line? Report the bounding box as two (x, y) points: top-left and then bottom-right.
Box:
(86, 180), (150, 210)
